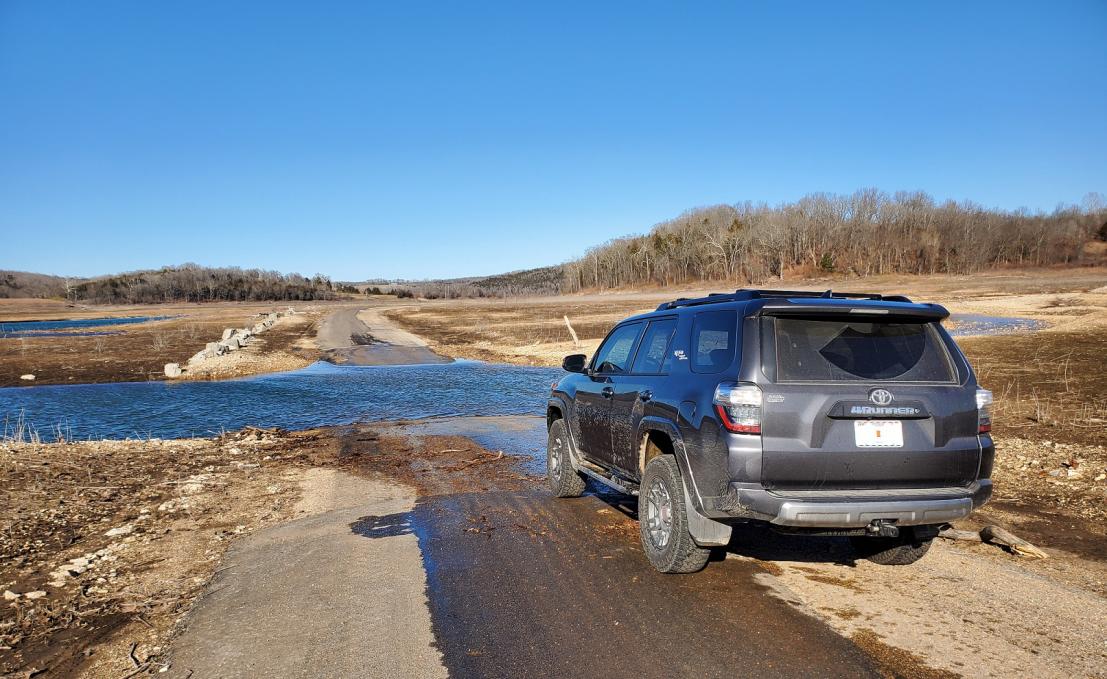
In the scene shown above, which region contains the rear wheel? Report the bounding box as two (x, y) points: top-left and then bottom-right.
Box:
(850, 529), (934, 565)
(547, 419), (586, 498)
(639, 455), (711, 574)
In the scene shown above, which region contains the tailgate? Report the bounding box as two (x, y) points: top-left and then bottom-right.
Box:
(759, 385), (981, 490)
(757, 314), (980, 490)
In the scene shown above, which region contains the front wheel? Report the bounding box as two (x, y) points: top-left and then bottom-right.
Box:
(547, 419), (586, 498)
(638, 455), (711, 574)
(850, 529), (934, 565)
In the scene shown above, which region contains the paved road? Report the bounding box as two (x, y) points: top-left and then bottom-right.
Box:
(168, 470), (882, 678)
(167, 469), (447, 678)
(316, 306), (449, 366)
(166, 325), (887, 678)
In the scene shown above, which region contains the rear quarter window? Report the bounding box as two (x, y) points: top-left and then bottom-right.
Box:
(691, 311), (737, 374)
(773, 317), (955, 382)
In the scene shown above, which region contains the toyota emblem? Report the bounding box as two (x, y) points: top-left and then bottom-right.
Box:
(869, 388), (894, 406)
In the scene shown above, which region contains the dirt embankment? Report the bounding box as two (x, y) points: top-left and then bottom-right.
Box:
(0, 429), (309, 676)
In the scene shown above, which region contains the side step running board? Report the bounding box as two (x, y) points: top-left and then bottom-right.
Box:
(576, 463), (640, 496)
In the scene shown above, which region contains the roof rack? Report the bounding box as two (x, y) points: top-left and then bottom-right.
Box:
(655, 288), (913, 311)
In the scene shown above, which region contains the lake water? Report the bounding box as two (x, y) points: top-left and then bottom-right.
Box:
(1, 361), (560, 442)
(947, 313), (1047, 336)
(0, 316), (172, 338)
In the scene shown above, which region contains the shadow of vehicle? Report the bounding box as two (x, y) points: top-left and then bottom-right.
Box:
(582, 483), (858, 566)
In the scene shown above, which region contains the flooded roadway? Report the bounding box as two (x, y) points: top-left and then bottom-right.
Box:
(410, 487), (882, 678)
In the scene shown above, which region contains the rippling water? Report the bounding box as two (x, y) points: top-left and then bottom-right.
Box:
(0, 315), (173, 338)
(1, 361), (560, 442)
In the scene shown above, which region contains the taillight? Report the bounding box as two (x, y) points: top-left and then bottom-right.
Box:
(976, 387), (993, 434)
(714, 382), (763, 434)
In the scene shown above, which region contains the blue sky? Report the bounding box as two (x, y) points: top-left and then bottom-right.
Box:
(1, 2), (1105, 280)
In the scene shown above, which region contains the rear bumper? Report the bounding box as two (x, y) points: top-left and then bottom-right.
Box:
(715, 480), (992, 528)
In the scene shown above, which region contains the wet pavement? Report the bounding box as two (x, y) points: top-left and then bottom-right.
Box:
(405, 489), (882, 678)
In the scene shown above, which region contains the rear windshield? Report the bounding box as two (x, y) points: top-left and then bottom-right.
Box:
(773, 318), (955, 382)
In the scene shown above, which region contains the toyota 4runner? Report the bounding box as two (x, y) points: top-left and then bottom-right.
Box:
(546, 289), (994, 573)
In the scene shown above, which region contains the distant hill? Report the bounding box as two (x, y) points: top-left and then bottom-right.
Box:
(342, 264), (564, 299)
(0, 270), (69, 299)
(1, 265), (338, 304)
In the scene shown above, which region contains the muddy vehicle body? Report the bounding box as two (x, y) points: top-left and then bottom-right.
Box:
(546, 289), (994, 572)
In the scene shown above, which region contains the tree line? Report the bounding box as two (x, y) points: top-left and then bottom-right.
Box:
(68, 265), (338, 304)
(562, 190), (1107, 292)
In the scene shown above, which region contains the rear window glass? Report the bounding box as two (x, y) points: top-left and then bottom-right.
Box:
(774, 318), (954, 382)
(691, 311), (736, 374)
(631, 318), (677, 374)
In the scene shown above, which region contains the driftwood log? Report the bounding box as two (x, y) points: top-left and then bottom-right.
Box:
(939, 524), (1048, 558)
(563, 315), (580, 348)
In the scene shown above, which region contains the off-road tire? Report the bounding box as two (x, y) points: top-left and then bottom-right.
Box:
(547, 419), (586, 498)
(850, 532), (933, 565)
(639, 455), (711, 574)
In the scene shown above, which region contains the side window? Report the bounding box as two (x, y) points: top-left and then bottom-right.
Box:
(631, 318), (678, 374)
(592, 323), (643, 374)
(691, 311), (737, 374)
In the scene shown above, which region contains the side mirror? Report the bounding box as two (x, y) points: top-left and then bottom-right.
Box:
(562, 354), (587, 373)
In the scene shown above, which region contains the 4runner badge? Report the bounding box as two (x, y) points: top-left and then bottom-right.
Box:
(869, 388), (894, 406)
(673, 350), (688, 361)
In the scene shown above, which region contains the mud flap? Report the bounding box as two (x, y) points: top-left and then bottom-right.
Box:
(680, 475), (732, 547)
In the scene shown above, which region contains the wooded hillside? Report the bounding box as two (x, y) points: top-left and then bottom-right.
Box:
(67, 265), (337, 304)
(0, 271), (67, 299)
(562, 190), (1107, 291)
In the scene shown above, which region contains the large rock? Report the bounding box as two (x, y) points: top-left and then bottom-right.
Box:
(221, 337), (240, 351)
(221, 328), (237, 341)
(164, 363), (182, 378)
(188, 351), (208, 365)
(20, 374), (35, 381)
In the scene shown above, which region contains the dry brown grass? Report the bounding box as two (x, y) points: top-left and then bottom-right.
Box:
(961, 330), (1107, 446)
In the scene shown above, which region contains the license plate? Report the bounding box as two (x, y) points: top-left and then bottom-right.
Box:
(854, 420), (903, 447)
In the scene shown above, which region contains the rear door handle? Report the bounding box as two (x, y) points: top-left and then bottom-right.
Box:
(601, 386), (614, 399)
(639, 390), (653, 402)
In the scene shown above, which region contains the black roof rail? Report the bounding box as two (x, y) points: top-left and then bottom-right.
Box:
(655, 288), (913, 311)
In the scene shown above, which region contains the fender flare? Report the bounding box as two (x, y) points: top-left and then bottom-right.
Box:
(548, 395), (585, 468)
(637, 417), (731, 547)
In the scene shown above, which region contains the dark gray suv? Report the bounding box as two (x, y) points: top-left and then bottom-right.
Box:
(546, 289), (994, 573)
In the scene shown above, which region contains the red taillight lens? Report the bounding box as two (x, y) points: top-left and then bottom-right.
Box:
(976, 388), (993, 434)
(714, 382), (762, 435)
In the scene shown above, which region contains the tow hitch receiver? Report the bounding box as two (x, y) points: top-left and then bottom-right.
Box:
(866, 520), (900, 538)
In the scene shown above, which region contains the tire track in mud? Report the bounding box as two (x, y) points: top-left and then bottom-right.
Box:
(406, 489), (883, 679)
